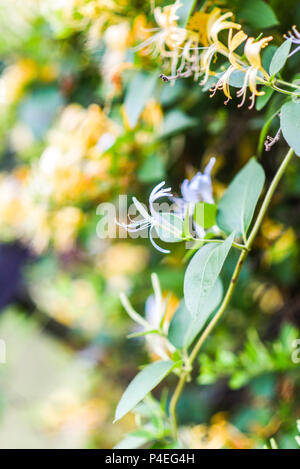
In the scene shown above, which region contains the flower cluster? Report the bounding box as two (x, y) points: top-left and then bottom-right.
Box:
(0, 103), (121, 252)
(118, 157), (217, 253)
(139, 2), (275, 108)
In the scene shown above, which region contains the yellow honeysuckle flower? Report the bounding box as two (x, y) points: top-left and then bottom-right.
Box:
(133, 1), (186, 78)
(154, 1), (186, 50)
(200, 9), (241, 84)
(228, 29), (248, 70)
(187, 11), (211, 46)
(209, 12), (241, 50)
(210, 29), (247, 103)
(237, 35), (273, 108)
(210, 65), (236, 102)
(135, 1), (186, 55)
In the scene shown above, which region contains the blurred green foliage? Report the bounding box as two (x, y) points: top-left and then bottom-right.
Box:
(0, 0), (298, 449)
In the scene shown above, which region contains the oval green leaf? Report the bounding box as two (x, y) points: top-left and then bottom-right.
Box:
(160, 110), (197, 138)
(124, 72), (158, 129)
(184, 278), (223, 348)
(256, 87), (274, 111)
(269, 40), (292, 77)
(168, 300), (192, 349)
(177, 0), (196, 27)
(238, 0), (279, 29)
(217, 158), (265, 240)
(280, 100), (300, 157)
(169, 280), (223, 349)
(114, 360), (174, 422)
(184, 233), (234, 318)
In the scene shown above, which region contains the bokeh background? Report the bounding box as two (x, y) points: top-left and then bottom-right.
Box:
(0, 0), (299, 449)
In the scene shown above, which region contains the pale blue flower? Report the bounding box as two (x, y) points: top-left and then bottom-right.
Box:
(118, 159), (216, 251)
(285, 26), (300, 57)
(170, 157), (216, 237)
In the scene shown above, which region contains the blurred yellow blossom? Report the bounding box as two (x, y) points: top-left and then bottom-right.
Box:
(29, 275), (102, 330)
(253, 283), (284, 314)
(154, 1), (186, 51)
(135, 1), (187, 76)
(97, 242), (149, 277)
(187, 11), (210, 46)
(263, 227), (297, 265)
(0, 59), (37, 106)
(41, 389), (107, 435)
(102, 22), (131, 85)
(141, 99), (164, 129)
(52, 207), (84, 252)
(180, 413), (254, 449)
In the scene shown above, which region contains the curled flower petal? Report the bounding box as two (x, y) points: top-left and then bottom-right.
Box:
(228, 29), (248, 70)
(244, 36), (273, 79)
(132, 196), (152, 221)
(150, 225), (171, 253)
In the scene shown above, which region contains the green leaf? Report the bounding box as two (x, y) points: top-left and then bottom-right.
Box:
(216, 70), (244, 89)
(177, 0), (197, 27)
(193, 202), (217, 229)
(160, 110), (197, 138)
(217, 158), (265, 240)
(184, 278), (223, 348)
(114, 360), (174, 422)
(168, 279), (223, 349)
(227, 70), (245, 88)
(138, 154), (165, 183)
(262, 45), (277, 72)
(124, 72), (158, 128)
(269, 40), (292, 77)
(155, 213), (184, 243)
(184, 233), (234, 317)
(168, 300), (192, 349)
(19, 87), (65, 139)
(238, 0), (279, 29)
(280, 100), (300, 156)
(255, 87), (274, 111)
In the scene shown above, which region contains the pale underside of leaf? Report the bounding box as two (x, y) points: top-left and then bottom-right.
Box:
(114, 360), (175, 422)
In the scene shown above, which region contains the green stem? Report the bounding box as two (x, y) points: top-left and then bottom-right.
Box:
(189, 249), (247, 365)
(184, 237), (247, 251)
(270, 83), (300, 97)
(169, 147), (294, 440)
(276, 78), (300, 91)
(169, 373), (187, 440)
